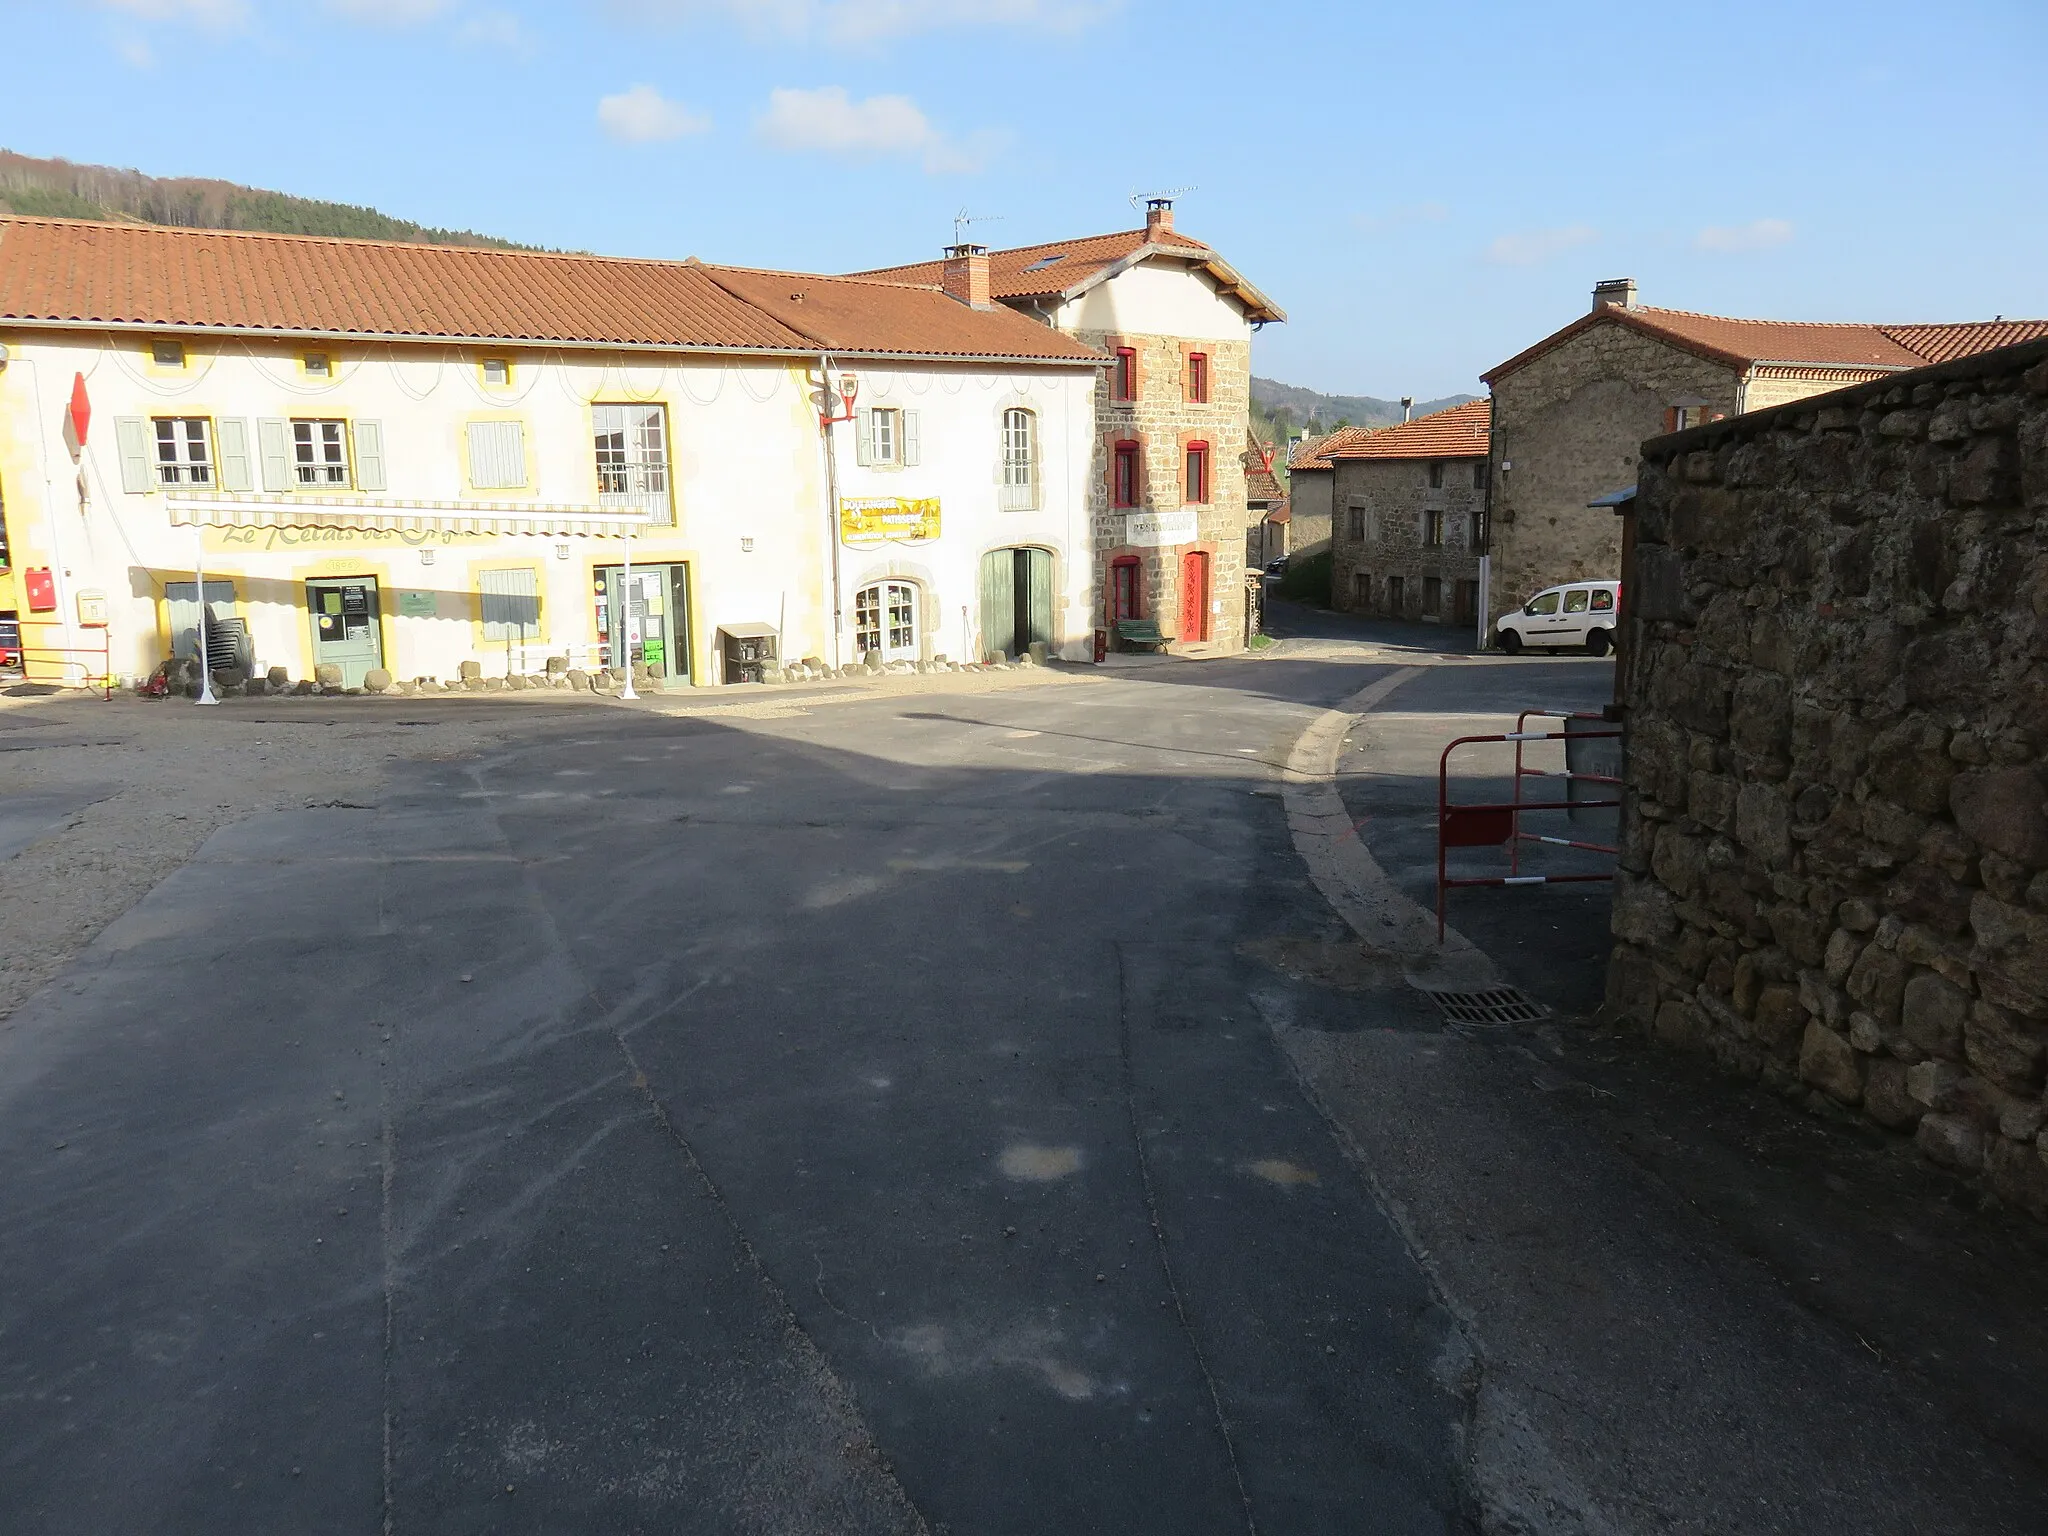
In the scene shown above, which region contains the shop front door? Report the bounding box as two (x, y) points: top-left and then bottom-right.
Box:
(306, 578), (382, 687)
(855, 581), (919, 664)
(595, 563), (692, 685)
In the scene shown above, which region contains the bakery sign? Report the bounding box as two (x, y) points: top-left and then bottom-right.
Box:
(840, 496), (941, 546)
(1123, 510), (1200, 548)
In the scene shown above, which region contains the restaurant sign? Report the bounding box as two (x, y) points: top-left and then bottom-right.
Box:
(840, 496), (941, 546)
(1123, 510), (1200, 548)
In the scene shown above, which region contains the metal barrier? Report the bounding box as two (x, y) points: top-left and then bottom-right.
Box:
(15, 622), (112, 700)
(1437, 707), (1622, 940)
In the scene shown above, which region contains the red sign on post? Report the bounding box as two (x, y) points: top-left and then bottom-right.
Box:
(68, 373), (91, 447)
(23, 567), (57, 612)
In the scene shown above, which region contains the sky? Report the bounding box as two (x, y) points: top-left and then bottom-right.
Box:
(1, 0), (2044, 399)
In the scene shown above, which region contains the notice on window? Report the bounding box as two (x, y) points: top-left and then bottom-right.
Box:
(840, 497), (941, 546)
(1124, 510), (1200, 548)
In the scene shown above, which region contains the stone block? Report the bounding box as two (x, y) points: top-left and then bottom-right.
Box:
(1799, 968), (1849, 1028)
(1863, 1059), (1922, 1129)
(1753, 984), (1806, 1050)
(1916, 1113), (1986, 1171)
(1846, 943), (1907, 1026)
(1984, 1135), (2048, 1216)
(363, 668), (393, 694)
(314, 663), (344, 688)
(1613, 873), (1680, 945)
(1824, 927), (1862, 985)
(1964, 1000), (2045, 1094)
(1686, 771), (1735, 833)
(565, 669), (590, 691)
(1729, 674), (1790, 765)
(1653, 999), (1706, 1050)
(1899, 969), (1967, 1057)
(1735, 784), (1792, 867)
(545, 655), (569, 676)
(1799, 1021), (1862, 1103)
(1651, 825), (1707, 899)
(1951, 766), (2048, 868)
(267, 665), (290, 687)
(1767, 902), (1828, 966)
(1950, 434), (2019, 507)
(459, 660), (483, 681)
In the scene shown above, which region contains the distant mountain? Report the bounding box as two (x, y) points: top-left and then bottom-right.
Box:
(0, 150), (534, 249)
(1252, 376), (1479, 435)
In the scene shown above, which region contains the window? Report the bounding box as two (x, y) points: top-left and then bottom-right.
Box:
(1388, 574), (1405, 611)
(1563, 588), (1591, 613)
(482, 358), (512, 386)
(1423, 576), (1442, 615)
(592, 403), (672, 524)
(1469, 509), (1490, 553)
(1590, 588), (1616, 612)
(304, 353), (332, 378)
(1346, 507), (1366, 541)
(855, 581), (918, 660)
(479, 567), (540, 641)
(1184, 441), (1210, 505)
(1114, 440), (1141, 508)
(1352, 572), (1372, 610)
(1424, 509), (1445, 549)
(1187, 352), (1210, 404)
(855, 407), (918, 468)
(1112, 348), (1137, 402)
(292, 419), (351, 486)
(1527, 591), (1560, 615)
(1474, 460), (1491, 491)
(1428, 461), (1445, 489)
(152, 418), (213, 486)
(1000, 408), (1038, 511)
(151, 340), (185, 368)
(1666, 404), (1708, 431)
(1111, 557), (1143, 622)
(873, 408), (898, 465)
(467, 420), (527, 489)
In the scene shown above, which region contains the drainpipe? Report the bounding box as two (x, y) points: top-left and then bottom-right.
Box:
(818, 353), (846, 670)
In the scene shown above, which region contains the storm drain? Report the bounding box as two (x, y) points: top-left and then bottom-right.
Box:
(1416, 986), (1549, 1025)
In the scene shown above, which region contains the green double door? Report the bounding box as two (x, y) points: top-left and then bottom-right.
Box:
(978, 547), (1053, 663)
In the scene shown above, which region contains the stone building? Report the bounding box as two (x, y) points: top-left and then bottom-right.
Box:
(1480, 278), (2048, 631)
(1277, 427), (1368, 564)
(856, 201), (1283, 654)
(1325, 399), (1490, 628)
(1243, 439), (1286, 567)
(1605, 336), (2048, 1215)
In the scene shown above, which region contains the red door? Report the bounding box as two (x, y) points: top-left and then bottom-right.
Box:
(1179, 551), (1209, 641)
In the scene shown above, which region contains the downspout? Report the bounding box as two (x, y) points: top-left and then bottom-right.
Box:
(818, 353), (846, 670)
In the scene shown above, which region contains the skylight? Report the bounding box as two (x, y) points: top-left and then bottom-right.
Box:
(1019, 253), (1068, 273)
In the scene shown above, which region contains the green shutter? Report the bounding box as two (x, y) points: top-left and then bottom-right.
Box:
(114, 417), (152, 493)
(257, 419), (292, 492)
(902, 410), (921, 467)
(853, 409), (873, 466)
(978, 549), (1016, 662)
(353, 420), (387, 491)
(1022, 548), (1054, 648)
(216, 418), (253, 492)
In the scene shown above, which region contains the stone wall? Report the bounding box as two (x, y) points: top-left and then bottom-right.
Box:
(1329, 456), (1485, 623)
(1605, 338), (2048, 1216)
(1081, 328), (1252, 652)
(1489, 323), (1741, 628)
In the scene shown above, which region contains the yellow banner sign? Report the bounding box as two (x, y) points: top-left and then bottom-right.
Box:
(840, 497), (940, 546)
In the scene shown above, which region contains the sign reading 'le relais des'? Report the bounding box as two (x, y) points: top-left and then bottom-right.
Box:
(1123, 510), (1200, 548)
(840, 497), (941, 546)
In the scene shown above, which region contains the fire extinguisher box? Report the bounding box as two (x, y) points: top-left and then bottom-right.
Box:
(23, 567), (57, 612)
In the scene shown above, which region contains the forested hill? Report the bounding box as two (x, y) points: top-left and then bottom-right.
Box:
(1252, 376), (1480, 435)
(0, 150), (531, 249)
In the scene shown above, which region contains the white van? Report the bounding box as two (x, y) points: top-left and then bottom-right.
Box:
(1495, 580), (1621, 655)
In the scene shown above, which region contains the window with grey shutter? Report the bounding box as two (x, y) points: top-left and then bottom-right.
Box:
(353, 420), (387, 491)
(901, 410), (921, 467)
(466, 421), (526, 489)
(216, 419), (253, 491)
(479, 567), (540, 640)
(853, 408), (874, 466)
(257, 419), (293, 492)
(113, 418), (152, 493)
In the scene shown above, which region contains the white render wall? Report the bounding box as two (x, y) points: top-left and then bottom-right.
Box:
(0, 333), (1099, 685)
(1054, 264), (1253, 346)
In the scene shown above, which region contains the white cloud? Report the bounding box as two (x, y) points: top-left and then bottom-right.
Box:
(96, 0), (249, 24)
(598, 85), (713, 144)
(1695, 217), (1794, 254)
(620, 0), (1113, 46)
(1485, 224), (1598, 267)
(324, 0), (455, 20)
(755, 85), (991, 173)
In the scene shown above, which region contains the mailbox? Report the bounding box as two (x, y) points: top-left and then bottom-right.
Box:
(718, 623), (778, 684)
(23, 567), (56, 612)
(76, 588), (107, 626)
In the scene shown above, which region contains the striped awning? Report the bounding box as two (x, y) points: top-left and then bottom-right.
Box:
(165, 493), (652, 538)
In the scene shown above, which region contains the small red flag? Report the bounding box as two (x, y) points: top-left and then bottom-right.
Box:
(69, 372), (91, 446)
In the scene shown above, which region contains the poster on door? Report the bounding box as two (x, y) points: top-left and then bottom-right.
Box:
(840, 497), (941, 546)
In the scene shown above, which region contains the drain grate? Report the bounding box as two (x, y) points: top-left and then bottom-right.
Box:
(1419, 987), (1549, 1025)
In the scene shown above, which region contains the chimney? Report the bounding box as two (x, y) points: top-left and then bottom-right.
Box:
(1401, 396), (1414, 423)
(1592, 277), (1638, 312)
(942, 243), (992, 309)
(1144, 197), (1175, 241)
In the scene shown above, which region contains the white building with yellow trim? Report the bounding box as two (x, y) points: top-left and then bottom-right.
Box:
(0, 219), (1106, 689)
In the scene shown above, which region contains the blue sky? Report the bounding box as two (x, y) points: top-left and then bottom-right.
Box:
(3, 0), (2044, 398)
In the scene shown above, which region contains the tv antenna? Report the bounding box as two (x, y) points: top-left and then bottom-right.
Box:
(953, 207), (1003, 246)
(1130, 185), (1195, 211)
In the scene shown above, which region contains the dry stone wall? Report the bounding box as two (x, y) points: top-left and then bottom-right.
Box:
(1606, 338), (2048, 1216)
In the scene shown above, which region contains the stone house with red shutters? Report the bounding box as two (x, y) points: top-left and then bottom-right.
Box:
(1480, 277), (2048, 632)
(856, 200), (1284, 654)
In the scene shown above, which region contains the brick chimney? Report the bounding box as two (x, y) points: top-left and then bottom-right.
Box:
(942, 244), (992, 309)
(1145, 198), (1175, 241)
(1592, 277), (1638, 312)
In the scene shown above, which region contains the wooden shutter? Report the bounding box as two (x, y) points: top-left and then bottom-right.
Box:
(466, 421), (526, 489)
(902, 411), (921, 467)
(353, 420), (387, 491)
(216, 418), (253, 492)
(1022, 548), (1054, 649)
(854, 409), (874, 466)
(114, 417), (152, 493)
(479, 567), (540, 640)
(257, 419), (292, 491)
(978, 550), (1015, 662)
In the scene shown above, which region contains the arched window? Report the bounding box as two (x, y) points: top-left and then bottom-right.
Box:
(1000, 408), (1038, 511)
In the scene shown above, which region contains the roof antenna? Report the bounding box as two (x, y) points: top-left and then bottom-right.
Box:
(952, 207), (1002, 247)
(1129, 186), (1195, 212)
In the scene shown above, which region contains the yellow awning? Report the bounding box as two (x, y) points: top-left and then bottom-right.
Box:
(165, 493), (653, 538)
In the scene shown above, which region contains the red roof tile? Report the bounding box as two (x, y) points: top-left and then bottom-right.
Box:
(0, 216), (1101, 363)
(1880, 319), (2048, 364)
(1322, 399), (1491, 461)
(1286, 427), (1375, 471)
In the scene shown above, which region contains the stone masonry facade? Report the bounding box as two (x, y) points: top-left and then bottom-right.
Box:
(1489, 325), (1742, 629)
(1082, 330), (1252, 654)
(1329, 457), (1487, 625)
(1605, 338), (2048, 1217)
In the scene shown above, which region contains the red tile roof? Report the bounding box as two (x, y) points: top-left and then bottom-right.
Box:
(0, 216), (1102, 363)
(1243, 438), (1285, 503)
(1286, 427), (1375, 471)
(1264, 498), (1291, 525)
(1484, 303), (2048, 384)
(850, 225), (1284, 324)
(1322, 398), (1491, 461)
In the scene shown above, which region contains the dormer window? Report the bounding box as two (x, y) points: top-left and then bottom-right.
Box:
(304, 353), (332, 378)
(152, 340), (186, 368)
(483, 358), (511, 386)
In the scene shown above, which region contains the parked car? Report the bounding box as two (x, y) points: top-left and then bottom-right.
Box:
(0, 614), (21, 670)
(1495, 580), (1620, 655)
(1263, 558), (1288, 578)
